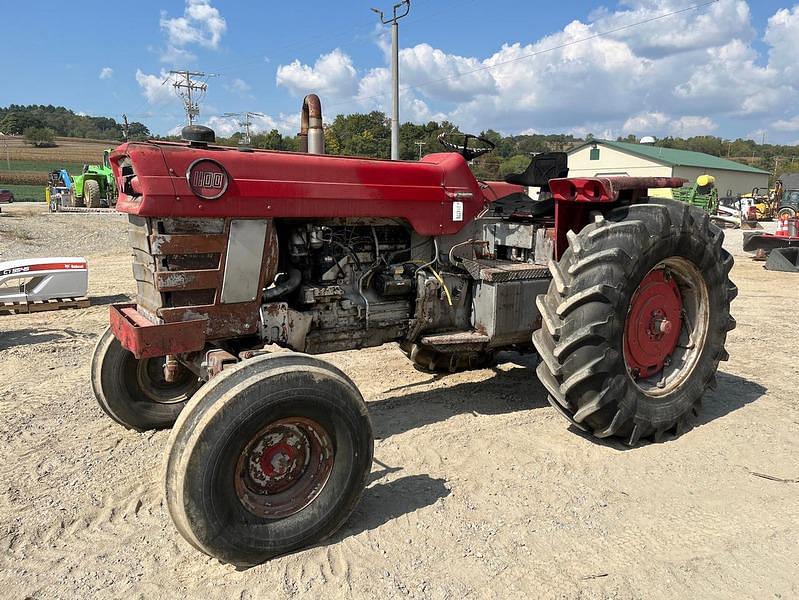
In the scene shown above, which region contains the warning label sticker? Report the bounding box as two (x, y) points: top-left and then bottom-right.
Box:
(452, 201), (464, 222)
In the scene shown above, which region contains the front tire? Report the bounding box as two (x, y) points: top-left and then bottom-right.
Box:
(84, 179), (101, 208)
(164, 353), (374, 567)
(91, 327), (200, 430)
(533, 199), (736, 444)
(777, 207), (796, 220)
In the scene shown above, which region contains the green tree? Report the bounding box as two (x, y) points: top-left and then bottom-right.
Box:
(23, 126), (56, 147)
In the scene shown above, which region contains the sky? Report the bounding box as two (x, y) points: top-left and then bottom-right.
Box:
(1, 0), (798, 144)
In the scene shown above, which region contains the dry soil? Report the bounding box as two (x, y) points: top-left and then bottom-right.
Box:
(0, 203), (797, 599)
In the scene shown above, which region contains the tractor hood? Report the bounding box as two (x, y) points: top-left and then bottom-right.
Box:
(110, 141), (493, 236)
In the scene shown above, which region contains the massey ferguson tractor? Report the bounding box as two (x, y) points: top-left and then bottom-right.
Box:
(92, 95), (736, 567)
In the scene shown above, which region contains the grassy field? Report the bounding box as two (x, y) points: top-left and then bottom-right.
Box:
(0, 159), (84, 173)
(0, 135), (117, 189)
(0, 184), (46, 201)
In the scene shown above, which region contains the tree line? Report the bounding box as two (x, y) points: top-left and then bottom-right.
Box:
(5, 104), (796, 178)
(204, 112), (798, 180)
(0, 105), (150, 143)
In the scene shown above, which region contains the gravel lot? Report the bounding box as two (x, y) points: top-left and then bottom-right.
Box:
(0, 202), (797, 599)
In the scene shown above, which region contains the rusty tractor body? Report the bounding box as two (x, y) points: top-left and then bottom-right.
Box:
(92, 95), (736, 566)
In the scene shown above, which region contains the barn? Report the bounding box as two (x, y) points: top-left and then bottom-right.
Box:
(567, 140), (770, 196)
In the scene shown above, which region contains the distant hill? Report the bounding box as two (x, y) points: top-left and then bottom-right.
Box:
(0, 105), (150, 140)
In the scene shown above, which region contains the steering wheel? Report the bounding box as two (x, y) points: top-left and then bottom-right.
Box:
(438, 132), (495, 161)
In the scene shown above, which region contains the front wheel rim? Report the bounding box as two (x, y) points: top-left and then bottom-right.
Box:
(623, 257), (710, 397)
(234, 417), (334, 519)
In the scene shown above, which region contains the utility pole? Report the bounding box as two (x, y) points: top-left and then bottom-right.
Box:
(222, 111), (265, 146)
(169, 70), (214, 126)
(0, 132), (9, 171)
(415, 140), (426, 160)
(372, 1), (411, 160)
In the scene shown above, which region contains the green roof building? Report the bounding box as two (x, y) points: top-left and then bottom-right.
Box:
(567, 140), (770, 196)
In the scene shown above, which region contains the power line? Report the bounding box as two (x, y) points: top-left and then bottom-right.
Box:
(221, 111), (266, 145)
(331, 0), (720, 109)
(169, 70), (216, 125)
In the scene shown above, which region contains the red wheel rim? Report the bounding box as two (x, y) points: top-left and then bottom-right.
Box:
(234, 417), (334, 519)
(624, 269), (683, 379)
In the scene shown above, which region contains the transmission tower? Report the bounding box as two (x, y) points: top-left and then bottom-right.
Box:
(222, 111), (265, 146)
(169, 70), (214, 125)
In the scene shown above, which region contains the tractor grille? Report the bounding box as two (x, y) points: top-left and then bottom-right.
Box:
(127, 215), (277, 340)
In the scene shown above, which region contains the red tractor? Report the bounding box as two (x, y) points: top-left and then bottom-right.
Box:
(92, 95), (735, 567)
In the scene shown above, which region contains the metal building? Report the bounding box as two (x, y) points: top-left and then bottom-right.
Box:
(567, 140), (770, 196)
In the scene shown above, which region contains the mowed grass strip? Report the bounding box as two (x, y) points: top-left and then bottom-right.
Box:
(0, 160), (84, 173)
(0, 184), (46, 201)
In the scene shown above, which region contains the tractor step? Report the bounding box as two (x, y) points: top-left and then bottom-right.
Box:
(0, 296), (91, 316)
(459, 258), (550, 283)
(420, 330), (490, 353)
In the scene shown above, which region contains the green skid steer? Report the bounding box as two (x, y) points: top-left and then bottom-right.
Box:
(71, 149), (117, 208)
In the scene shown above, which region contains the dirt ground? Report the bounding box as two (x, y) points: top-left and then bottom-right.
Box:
(1, 203), (797, 599)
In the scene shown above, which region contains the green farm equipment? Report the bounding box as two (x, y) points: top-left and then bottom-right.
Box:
(672, 174), (719, 214)
(71, 149), (117, 208)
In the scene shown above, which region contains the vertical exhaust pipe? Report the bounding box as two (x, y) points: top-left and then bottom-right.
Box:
(298, 94), (325, 154)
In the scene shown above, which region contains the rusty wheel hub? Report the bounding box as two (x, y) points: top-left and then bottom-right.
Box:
(235, 417), (333, 519)
(623, 258), (710, 396)
(624, 269), (683, 379)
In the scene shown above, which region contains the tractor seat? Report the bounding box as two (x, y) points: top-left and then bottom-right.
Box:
(504, 152), (568, 188)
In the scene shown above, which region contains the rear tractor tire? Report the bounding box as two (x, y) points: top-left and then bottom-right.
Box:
(84, 179), (102, 208)
(533, 199), (736, 445)
(164, 353), (374, 567)
(91, 327), (200, 431)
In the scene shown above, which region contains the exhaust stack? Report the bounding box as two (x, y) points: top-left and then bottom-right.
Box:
(299, 94), (325, 154)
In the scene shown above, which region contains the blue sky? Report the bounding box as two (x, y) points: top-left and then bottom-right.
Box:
(1, 0), (798, 143)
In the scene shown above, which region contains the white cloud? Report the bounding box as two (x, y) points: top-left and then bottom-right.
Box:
(203, 112), (298, 137)
(160, 45), (197, 64)
(591, 0), (753, 58)
(161, 0), (226, 48)
(773, 115), (799, 132)
(276, 49), (358, 99)
(356, 67), (446, 123)
(228, 78), (251, 95)
(145, 1), (799, 141)
(764, 6), (799, 86)
(622, 112), (717, 137)
(159, 0), (226, 62)
(135, 69), (177, 104)
(99, 67), (113, 80)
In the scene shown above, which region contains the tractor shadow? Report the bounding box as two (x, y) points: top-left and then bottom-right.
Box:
(368, 352), (548, 440)
(333, 473), (451, 542)
(367, 353), (765, 450)
(0, 327), (97, 351)
(89, 293), (131, 306)
(566, 370), (767, 450)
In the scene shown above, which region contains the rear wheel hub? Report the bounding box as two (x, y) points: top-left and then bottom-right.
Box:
(624, 269), (683, 379)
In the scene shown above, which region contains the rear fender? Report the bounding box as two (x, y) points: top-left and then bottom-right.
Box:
(549, 176), (686, 258)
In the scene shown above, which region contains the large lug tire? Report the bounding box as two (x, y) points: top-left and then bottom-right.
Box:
(532, 199), (737, 445)
(84, 179), (101, 208)
(164, 353), (374, 567)
(91, 327), (200, 431)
